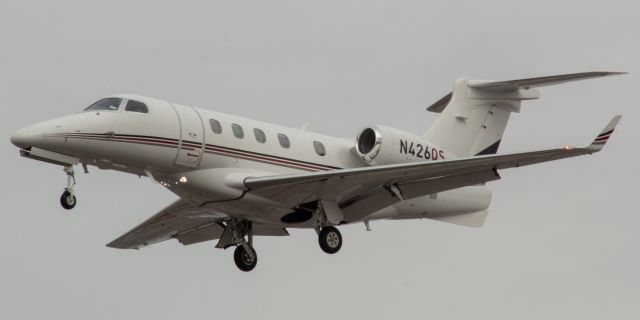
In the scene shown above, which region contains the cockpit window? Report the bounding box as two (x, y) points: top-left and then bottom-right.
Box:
(124, 100), (149, 113)
(84, 98), (122, 111)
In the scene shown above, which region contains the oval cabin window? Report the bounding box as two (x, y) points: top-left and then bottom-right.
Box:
(232, 124), (244, 139)
(209, 119), (222, 134)
(278, 133), (290, 148)
(254, 128), (266, 143)
(313, 141), (326, 156)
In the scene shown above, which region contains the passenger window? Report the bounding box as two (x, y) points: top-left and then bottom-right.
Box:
(209, 119), (222, 134)
(254, 128), (266, 143)
(124, 100), (148, 113)
(84, 98), (122, 111)
(232, 124), (244, 139)
(313, 141), (326, 156)
(278, 133), (290, 148)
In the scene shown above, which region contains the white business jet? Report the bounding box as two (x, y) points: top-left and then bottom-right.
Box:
(11, 72), (623, 272)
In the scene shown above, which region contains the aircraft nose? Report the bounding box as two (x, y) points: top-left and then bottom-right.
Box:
(10, 126), (37, 149)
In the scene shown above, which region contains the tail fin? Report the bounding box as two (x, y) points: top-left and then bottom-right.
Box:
(424, 72), (625, 157)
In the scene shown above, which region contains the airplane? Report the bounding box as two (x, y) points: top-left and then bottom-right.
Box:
(10, 71), (623, 272)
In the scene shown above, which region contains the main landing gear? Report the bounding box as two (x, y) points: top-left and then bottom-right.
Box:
(318, 226), (342, 254)
(220, 219), (258, 272)
(234, 244), (257, 272)
(228, 224), (342, 271)
(221, 218), (342, 271)
(314, 204), (343, 254)
(60, 166), (77, 210)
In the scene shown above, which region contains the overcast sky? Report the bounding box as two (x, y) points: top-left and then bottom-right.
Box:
(1, 1), (638, 319)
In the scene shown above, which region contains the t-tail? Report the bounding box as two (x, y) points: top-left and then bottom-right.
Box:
(423, 72), (626, 157)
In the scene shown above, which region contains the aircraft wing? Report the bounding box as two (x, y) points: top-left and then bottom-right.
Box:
(107, 199), (288, 249)
(244, 116), (621, 222)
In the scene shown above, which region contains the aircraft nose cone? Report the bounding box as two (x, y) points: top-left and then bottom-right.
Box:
(10, 127), (36, 149)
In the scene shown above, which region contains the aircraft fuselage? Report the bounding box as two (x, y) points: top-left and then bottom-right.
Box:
(11, 94), (491, 227)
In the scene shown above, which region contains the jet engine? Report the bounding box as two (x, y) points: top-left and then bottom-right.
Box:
(355, 126), (448, 165)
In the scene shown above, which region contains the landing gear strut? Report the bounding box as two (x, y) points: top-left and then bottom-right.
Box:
(318, 226), (342, 254)
(60, 166), (76, 210)
(220, 219), (258, 272)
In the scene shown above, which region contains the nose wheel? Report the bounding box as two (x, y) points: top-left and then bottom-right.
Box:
(60, 166), (77, 210)
(318, 226), (342, 254)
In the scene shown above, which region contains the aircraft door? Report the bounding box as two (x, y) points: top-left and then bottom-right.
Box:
(172, 104), (205, 168)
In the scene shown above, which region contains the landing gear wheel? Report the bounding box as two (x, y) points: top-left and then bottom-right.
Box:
(233, 245), (257, 272)
(60, 166), (77, 210)
(319, 226), (342, 254)
(60, 190), (76, 210)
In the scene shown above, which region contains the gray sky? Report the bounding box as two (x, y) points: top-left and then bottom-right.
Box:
(1, 1), (638, 319)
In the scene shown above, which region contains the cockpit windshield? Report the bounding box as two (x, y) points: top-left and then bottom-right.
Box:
(84, 98), (122, 111)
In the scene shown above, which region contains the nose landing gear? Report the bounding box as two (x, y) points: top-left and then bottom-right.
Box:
(60, 166), (76, 210)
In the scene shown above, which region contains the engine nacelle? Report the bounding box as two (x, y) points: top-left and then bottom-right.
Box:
(355, 126), (450, 165)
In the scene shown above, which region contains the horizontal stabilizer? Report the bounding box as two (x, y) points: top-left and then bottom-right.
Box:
(427, 71), (626, 113)
(467, 71), (626, 90)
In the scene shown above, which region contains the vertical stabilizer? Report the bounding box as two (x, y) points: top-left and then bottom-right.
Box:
(424, 72), (625, 157)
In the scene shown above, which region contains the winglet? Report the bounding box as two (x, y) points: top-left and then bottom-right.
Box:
(587, 115), (622, 152)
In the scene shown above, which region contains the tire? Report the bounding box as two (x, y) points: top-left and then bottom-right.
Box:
(233, 245), (257, 272)
(319, 226), (342, 254)
(60, 190), (76, 210)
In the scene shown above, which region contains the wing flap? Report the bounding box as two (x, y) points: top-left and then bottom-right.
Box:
(175, 223), (225, 246)
(175, 223), (289, 246)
